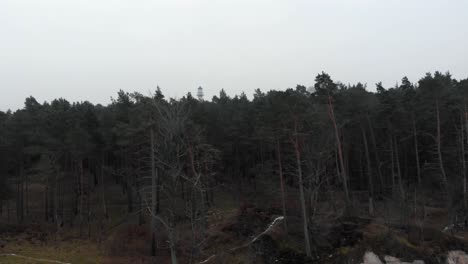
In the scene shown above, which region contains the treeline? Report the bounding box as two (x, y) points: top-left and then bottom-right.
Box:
(1, 71), (468, 259)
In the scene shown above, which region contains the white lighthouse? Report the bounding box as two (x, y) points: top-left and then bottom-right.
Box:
(197, 86), (204, 101)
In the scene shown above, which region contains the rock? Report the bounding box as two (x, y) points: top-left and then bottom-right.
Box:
(363, 253), (424, 264)
(383, 255), (424, 264)
(362, 251), (383, 264)
(447, 251), (468, 264)
(384, 255), (401, 263)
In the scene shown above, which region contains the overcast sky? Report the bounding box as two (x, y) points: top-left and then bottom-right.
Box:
(1, 0), (467, 111)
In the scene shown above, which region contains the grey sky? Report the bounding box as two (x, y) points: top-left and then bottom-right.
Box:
(1, 0), (467, 111)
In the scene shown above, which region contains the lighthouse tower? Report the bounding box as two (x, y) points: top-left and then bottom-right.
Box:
(197, 86), (204, 101)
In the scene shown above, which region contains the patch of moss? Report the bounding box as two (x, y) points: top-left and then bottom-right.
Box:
(393, 234), (417, 249)
(338, 246), (351, 255)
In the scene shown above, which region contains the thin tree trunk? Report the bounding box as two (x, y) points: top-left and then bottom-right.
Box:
(100, 153), (108, 219)
(460, 110), (467, 210)
(25, 171), (28, 217)
(17, 166), (24, 223)
(20, 166), (24, 223)
(328, 95), (350, 204)
(45, 183), (49, 222)
(7, 199), (10, 222)
(464, 103), (468, 212)
(276, 138), (288, 232)
(88, 208), (91, 239)
(150, 128), (157, 256)
(361, 125), (374, 216)
(71, 160), (77, 227)
(79, 159), (84, 237)
(367, 115), (384, 193)
(394, 136), (404, 198)
(156, 170), (161, 213)
(54, 163), (60, 236)
(335, 147), (340, 182)
(188, 144), (205, 249)
(436, 100), (448, 190)
(412, 113), (421, 186)
(292, 120), (312, 257)
(87, 171), (91, 239)
(359, 147), (364, 189)
(390, 133), (395, 192)
(169, 229), (178, 264)
(199, 186), (206, 237)
(126, 157), (133, 213)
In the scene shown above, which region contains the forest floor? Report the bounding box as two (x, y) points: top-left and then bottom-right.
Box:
(2, 184), (468, 263)
(3, 206), (467, 264)
(2, 207), (468, 264)
(0, 239), (100, 264)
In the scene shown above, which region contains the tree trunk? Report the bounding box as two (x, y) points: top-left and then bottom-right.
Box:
(17, 166), (24, 223)
(460, 110), (467, 210)
(87, 170), (91, 239)
(101, 153), (108, 219)
(293, 120), (312, 257)
(126, 157), (133, 213)
(25, 170), (28, 217)
(54, 164), (61, 236)
(79, 159), (84, 237)
(464, 103), (468, 211)
(20, 167), (24, 223)
(367, 115), (384, 194)
(328, 95), (350, 204)
(361, 125), (374, 216)
(45, 174), (49, 222)
(389, 133), (395, 192)
(412, 113), (421, 186)
(169, 229), (178, 264)
(276, 138), (288, 232)
(150, 128), (158, 256)
(188, 144), (207, 243)
(394, 136), (404, 198)
(7, 199), (10, 222)
(199, 186), (206, 236)
(436, 100), (448, 190)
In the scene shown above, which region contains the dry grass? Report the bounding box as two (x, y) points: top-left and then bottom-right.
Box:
(0, 239), (102, 264)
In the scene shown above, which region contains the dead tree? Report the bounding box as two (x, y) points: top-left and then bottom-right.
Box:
(327, 95), (350, 204)
(144, 101), (194, 264)
(436, 99), (448, 190)
(186, 141), (219, 261)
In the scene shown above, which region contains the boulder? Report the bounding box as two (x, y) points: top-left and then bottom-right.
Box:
(362, 252), (383, 264)
(447, 251), (468, 264)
